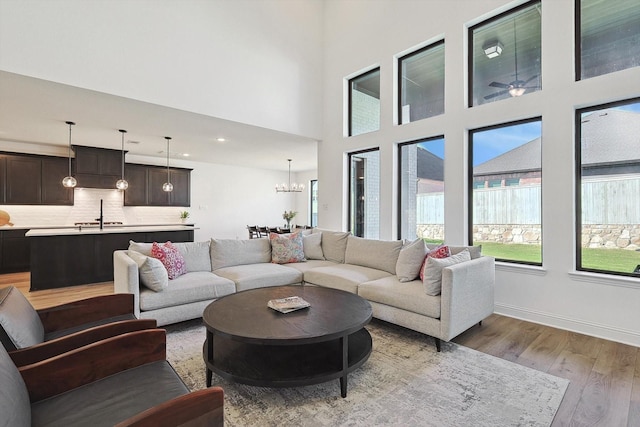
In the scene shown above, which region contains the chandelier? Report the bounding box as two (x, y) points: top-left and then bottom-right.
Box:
(275, 159), (305, 193)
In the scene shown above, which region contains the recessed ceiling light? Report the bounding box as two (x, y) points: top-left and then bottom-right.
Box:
(182, 153), (190, 157)
(216, 137), (226, 142)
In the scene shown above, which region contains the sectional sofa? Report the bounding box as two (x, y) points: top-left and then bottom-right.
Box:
(113, 229), (495, 350)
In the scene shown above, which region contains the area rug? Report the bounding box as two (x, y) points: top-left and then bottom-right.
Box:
(165, 319), (568, 427)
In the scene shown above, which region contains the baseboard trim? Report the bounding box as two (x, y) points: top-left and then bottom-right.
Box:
(494, 303), (640, 348)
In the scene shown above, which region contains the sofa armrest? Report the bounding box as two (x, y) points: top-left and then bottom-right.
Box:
(440, 256), (495, 341)
(115, 387), (224, 427)
(19, 329), (166, 402)
(37, 293), (135, 333)
(9, 319), (157, 367)
(114, 250), (142, 318)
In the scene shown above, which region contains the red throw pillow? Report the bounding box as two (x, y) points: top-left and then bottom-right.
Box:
(419, 245), (451, 281)
(151, 241), (187, 280)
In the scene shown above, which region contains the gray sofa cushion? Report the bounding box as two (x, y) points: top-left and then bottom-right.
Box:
(303, 264), (391, 294)
(303, 232), (325, 260)
(396, 238), (427, 282)
(139, 272), (235, 311)
(313, 229), (350, 263)
(283, 259), (337, 274)
(0, 286), (44, 350)
(31, 361), (188, 426)
(214, 263), (303, 292)
(345, 236), (403, 275)
(0, 343), (30, 427)
(210, 238), (271, 270)
(358, 276), (441, 319)
(173, 241), (212, 272)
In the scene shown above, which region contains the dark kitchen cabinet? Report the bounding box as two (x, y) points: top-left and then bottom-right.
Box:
(0, 229), (30, 273)
(5, 155), (41, 204)
(125, 164), (191, 207)
(73, 145), (123, 189)
(41, 157), (74, 205)
(0, 153), (73, 205)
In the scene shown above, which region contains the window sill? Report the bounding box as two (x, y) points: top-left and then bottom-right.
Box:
(568, 271), (640, 289)
(495, 261), (546, 276)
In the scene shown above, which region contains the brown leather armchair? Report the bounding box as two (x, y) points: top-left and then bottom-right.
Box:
(0, 286), (156, 366)
(0, 329), (224, 426)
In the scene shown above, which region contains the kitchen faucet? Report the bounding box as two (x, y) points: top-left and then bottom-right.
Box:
(95, 199), (104, 230)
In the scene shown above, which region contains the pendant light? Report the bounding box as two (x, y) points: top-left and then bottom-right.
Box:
(61, 121), (77, 188)
(115, 129), (129, 190)
(275, 159), (305, 192)
(162, 136), (173, 192)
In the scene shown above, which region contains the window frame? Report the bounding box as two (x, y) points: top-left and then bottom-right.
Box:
(575, 97), (640, 278)
(397, 135), (446, 241)
(468, 116), (543, 266)
(348, 68), (381, 137)
(397, 40), (445, 125)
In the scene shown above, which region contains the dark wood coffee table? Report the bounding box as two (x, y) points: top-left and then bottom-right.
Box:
(202, 285), (372, 397)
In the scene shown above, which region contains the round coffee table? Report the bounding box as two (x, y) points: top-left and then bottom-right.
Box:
(202, 285), (372, 398)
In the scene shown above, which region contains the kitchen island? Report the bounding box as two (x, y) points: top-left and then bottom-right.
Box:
(26, 224), (196, 291)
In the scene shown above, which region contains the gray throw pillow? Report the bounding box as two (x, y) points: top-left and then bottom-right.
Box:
(128, 250), (169, 292)
(423, 249), (471, 296)
(396, 238), (427, 282)
(128, 240), (153, 256)
(303, 232), (325, 260)
(313, 229), (350, 263)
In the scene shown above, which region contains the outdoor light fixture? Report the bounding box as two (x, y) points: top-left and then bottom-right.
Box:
(275, 159), (305, 193)
(163, 136), (173, 192)
(483, 41), (503, 58)
(62, 121), (77, 188)
(115, 129), (129, 190)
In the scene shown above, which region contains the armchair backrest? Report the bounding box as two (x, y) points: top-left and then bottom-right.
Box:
(0, 342), (31, 426)
(0, 286), (45, 351)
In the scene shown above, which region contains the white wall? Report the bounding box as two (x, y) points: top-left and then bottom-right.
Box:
(321, 0), (640, 346)
(0, 0), (323, 140)
(0, 141), (310, 241)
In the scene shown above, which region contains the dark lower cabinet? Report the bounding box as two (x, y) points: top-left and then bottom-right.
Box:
(0, 230), (30, 273)
(29, 229), (194, 290)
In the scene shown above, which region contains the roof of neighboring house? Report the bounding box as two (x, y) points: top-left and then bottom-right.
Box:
(417, 146), (444, 181)
(473, 109), (640, 176)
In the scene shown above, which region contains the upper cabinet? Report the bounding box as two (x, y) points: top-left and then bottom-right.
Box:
(0, 153), (73, 205)
(124, 163), (191, 207)
(72, 145), (123, 189)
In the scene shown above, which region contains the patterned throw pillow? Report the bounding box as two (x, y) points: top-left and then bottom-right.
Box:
(151, 241), (187, 279)
(270, 231), (306, 264)
(419, 245), (451, 281)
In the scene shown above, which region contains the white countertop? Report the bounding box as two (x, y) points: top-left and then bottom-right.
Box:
(25, 224), (197, 237)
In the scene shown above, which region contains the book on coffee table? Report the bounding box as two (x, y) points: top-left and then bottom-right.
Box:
(268, 296), (310, 313)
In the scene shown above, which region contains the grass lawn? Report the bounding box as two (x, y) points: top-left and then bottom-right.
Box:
(424, 239), (640, 274)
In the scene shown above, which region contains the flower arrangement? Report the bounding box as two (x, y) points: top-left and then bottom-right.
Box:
(282, 210), (297, 228)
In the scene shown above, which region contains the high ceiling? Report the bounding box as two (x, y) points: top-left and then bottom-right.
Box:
(0, 71), (319, 172)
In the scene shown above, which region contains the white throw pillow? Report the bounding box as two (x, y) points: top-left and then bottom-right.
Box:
(423, 249), (471, 296)
(303, 232), (324, 260)
(128, 240), (153, 257)
(396, 238), (427, 282)
(128, 250), (169, 292)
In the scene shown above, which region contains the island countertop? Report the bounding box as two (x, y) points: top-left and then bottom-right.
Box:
(25, 224), (197, 237)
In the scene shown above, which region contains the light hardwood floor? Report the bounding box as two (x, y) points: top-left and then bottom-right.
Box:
(5, 272), (639, 427)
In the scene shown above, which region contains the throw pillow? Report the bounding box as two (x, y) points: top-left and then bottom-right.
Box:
(270, 231), (306, 264)
(151, 241), (187, 280)
(427, 244), (482, 260)
(423, 249), (471, 296)
(302, 232), (324, 260)
(128, 250), (169, 292)
(128, 240), (153, 257)
(396, 238), (427, 282)
(419, 245), (451, 281)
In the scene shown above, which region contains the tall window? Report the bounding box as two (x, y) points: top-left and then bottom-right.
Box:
(577, 0), (640, 80)
(469, 1), (541, 107)
(576, 99), (640, 277)
(349, 149), (380, 238)
(310, 179), (318, 228)
(348, 68), (380, 136)
(399, 137), (445, 243)
(469, 119), (542, 264)
(398, 41), (445, 124)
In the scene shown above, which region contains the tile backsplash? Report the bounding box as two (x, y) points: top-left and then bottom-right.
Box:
(0, 188), (185, 227)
